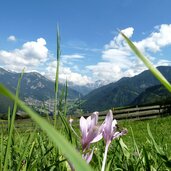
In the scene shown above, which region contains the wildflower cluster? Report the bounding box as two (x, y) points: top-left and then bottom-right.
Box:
(70, 110), (127, 171)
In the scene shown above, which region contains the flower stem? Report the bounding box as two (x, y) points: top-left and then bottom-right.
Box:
(70, 124), (79, 138)
(101, 143), (110, 171)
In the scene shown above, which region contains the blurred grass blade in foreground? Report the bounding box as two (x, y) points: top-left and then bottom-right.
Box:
(121, 32), (171, 93)
(0, 84), (93, 171)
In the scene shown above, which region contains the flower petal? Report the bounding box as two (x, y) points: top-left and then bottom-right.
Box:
(103, 110), (113, 143)
(80, 116), (87, 140)
(91, 112), (98, 126)
(105, 110), (113, 133)
(86, 115), (92, 130)
(85, 126), (99, 146)
(88, 112), (99, 132)
(91, 133), (103, 143)
(112, 119), (117, 128)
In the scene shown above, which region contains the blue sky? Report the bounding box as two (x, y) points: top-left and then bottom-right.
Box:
(0, 0), (171, 85)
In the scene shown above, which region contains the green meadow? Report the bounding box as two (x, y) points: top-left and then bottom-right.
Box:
(121, 115), (171, 152)
(0, 114), (171, 170)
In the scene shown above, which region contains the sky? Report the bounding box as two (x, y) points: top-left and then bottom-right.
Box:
(0, 0), (171, 86)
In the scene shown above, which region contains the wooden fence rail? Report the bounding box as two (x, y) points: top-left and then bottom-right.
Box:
(77, 104), (171, 121)
(0, 104), (171, 131)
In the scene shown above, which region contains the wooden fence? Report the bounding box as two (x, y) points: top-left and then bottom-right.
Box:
(0, 104), (171, 131)
(77, 104), (171, 121)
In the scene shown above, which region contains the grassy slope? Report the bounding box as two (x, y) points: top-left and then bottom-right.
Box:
(120, 115), (171, 152)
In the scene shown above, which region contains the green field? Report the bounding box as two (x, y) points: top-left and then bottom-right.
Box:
(120, 115), (171, 152)
(0, 114), (171, 170)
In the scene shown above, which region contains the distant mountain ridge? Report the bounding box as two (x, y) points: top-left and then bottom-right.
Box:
(0, 67), (83, 113)
(131, 84), (171, 105)
(1, 66), (171, 114)
(80, 66), (171, 112)
(0, 67), (81, 100)
(68, 80), (107, 95)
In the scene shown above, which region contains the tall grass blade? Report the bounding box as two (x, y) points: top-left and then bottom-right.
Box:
(0, 84), (92, 171)
(54, 27), (61, 127)
(64, 80), (68, 116)
(3, 70), (24, 171)
(147, 124), (171, 169)
(119, 138), (130, 159)
(147, 123), (164, 155)
(16, 128), (37, 171)
(58, 111), (73, 142)
(143, 146), (150, 171)
(121, 32), (171, 93)
(130, 127), (140, 157)
(7, 107), (11, 133)
(0, 126), (4, 169)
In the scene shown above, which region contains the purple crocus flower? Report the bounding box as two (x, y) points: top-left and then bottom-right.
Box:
(80, 112), (103, 152)
(102, 110), (127, 145)
(101, 110), (127, 171)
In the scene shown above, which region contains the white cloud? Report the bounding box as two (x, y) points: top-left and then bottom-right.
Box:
(135, 24), (171, 53)
(105, 27), (134, 49)
(61, 53), (84, 65)
(0, 38), (48, 72)
(62, 54), (84, 60)
(0, 37), (92, 86)
(87, 24), (171, 83)
(7, 35), (17, 42)
(156, 59), (171, 66)
(1, 24), (171, 86)
(45, 61), (93, 86)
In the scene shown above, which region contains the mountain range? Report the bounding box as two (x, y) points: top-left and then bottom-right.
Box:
(0, 67), (81, 100)
(79, 66), (171, 112)
(68, 80), (107, 95)
(0, 67), (82, 114)
(0, 66), (171, 114)
(131, 84), (171, 105)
